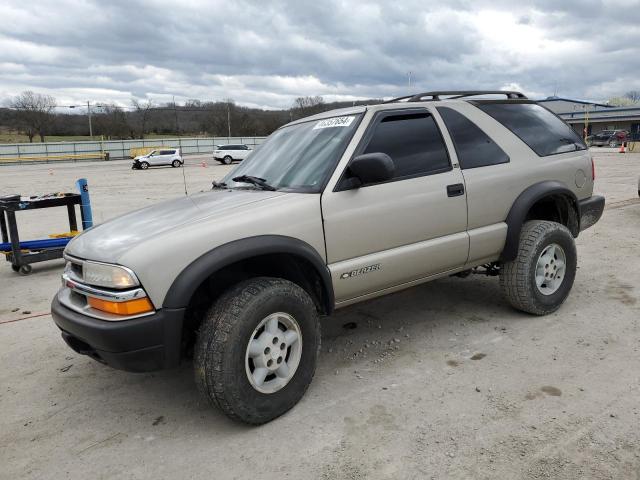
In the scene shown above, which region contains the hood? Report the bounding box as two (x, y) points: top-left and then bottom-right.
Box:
(66, 189), (287, 262)
(133, 154), (149, 160)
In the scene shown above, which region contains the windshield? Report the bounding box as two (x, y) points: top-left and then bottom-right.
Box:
(222, 113), (362, 192)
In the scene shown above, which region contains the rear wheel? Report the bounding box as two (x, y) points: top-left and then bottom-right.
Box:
(140, 161), (149, 170)
(194, 277), (320, 424)
(171, 159), (181, 167)
(500, 221), (577, 315)
(223, 155), (233, 165)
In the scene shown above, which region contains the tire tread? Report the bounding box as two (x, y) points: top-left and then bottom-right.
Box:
(194, 277), (319, 424)
(500, 220), (575, 315)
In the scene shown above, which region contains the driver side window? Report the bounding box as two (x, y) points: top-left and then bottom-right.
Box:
(362, 112), (451, 181)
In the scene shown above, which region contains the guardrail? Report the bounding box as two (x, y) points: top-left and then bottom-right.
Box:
(0, 152), (109, 165)
(0, 136), (267, 165)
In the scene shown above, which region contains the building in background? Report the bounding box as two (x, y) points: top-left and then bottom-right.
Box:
(539, 96), (640, 140)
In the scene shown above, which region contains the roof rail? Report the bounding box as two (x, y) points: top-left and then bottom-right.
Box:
(384, 90), (527, 103)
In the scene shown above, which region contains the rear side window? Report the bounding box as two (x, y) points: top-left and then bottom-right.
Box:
(159, 150), (175, 155)
(437, 107), (509, 169)
(362, 112), (450, 180)
(476, 103), (587, 157)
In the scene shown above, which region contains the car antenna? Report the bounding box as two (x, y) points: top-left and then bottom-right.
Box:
(181, 154), (188, 196)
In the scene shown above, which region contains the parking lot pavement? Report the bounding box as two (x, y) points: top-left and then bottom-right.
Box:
(1, 151), (639, 479)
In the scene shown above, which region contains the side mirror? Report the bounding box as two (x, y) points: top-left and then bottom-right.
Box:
(344, 152), (395, 188)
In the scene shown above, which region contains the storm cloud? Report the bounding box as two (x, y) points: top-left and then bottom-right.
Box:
(1, 0), (639, 109)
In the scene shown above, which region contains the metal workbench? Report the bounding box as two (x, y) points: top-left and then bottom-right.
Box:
(0, 193), (83, 274)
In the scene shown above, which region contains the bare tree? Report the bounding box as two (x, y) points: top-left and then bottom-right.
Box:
(293, 96), (324, 110)
(624, 91), (640, 104)
(10, 91), (56, 142)
(131, 99), (154, 138)
(291, 96), (325, 120)
(607, 96), (635, 107)
(94, 105), (130, 139)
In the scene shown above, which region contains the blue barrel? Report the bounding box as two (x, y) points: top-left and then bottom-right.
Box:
(76, 178), (93, 229)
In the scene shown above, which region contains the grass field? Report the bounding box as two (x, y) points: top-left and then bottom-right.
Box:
(0, 132), (201, 144)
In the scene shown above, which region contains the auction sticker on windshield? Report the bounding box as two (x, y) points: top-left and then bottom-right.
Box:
(313, 116), (355, 129)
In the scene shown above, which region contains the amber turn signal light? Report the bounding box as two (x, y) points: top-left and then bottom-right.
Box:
(88, 296), (154, 315)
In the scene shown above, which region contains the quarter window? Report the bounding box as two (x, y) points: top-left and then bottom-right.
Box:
(362, 112), (450, 180)
(476, 103), (587, 157)
(438, 107), (509, 169)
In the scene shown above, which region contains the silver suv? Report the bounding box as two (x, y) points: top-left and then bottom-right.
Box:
(132, 148), (183, 169)
(51, 91), (605, 424)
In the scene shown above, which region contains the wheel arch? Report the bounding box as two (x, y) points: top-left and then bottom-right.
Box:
(162, 235), (334, 315)
(500, 181), (580, 263)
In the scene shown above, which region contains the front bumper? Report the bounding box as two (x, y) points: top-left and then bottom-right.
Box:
(579, 194), (605, 231)
(51, 296), (184, 372)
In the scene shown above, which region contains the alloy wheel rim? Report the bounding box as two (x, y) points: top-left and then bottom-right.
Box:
(245, 312), (302, 394)
(535, 243), (566, 295)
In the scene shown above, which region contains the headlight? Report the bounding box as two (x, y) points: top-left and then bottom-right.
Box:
(83, 262), (139, 289)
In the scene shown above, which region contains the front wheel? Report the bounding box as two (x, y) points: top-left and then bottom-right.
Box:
(223, 155), (233, 165)
(194, 277), (320, 424)
(499, 220), (577, 315)
(140, 161), (149, 170)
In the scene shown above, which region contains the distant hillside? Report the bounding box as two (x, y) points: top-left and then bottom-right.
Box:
(0, 97), (383, 142)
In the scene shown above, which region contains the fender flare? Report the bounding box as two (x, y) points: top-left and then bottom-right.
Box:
(162, 235), (334, 313)
(500, 181), (579, 262)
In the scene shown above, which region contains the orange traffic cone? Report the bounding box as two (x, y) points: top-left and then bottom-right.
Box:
(619, 142), (626, 154)
(201, 160), (208, 168)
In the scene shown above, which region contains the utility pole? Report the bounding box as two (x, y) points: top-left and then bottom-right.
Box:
(173, 95), (179, 135)
(584, 103), (590, 142)
(87, 101), (93, 138)
(227, 100), (231, 138)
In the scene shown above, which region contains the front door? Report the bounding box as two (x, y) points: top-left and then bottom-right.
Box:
(147, 151), (162, 165)
(321, 108), (469, 303)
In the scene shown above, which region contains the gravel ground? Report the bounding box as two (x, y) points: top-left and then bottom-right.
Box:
(1, 150), (639, 479)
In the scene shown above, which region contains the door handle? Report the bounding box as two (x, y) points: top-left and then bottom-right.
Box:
(446, 183), (465, 197)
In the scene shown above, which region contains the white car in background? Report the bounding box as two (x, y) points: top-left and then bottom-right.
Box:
(132, 148), (183, 169)
(213, 144), (252, 164)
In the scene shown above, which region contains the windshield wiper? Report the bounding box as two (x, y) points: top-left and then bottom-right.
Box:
(212, 180), (228, 190)
(232, 175), (276, 191)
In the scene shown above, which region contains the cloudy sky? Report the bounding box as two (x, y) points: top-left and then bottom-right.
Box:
(1, 0), (639, 110)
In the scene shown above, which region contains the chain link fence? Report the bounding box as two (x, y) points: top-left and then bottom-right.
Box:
(0, 137), (267, 165)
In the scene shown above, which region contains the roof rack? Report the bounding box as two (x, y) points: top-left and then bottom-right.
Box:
(383, 90), (527, 103)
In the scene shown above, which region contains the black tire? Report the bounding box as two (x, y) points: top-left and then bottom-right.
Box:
(140, 161), (149, 170)
(223, 155), (233, 165)
(18, 264), (32, 275)
(11, 264), (20, 272)
(171, 159), (181, 168)
(194, 277), (320, 424)
(499, 220), (577, 315)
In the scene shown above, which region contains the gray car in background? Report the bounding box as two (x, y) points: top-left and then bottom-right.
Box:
(586, 130), (628, 147)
